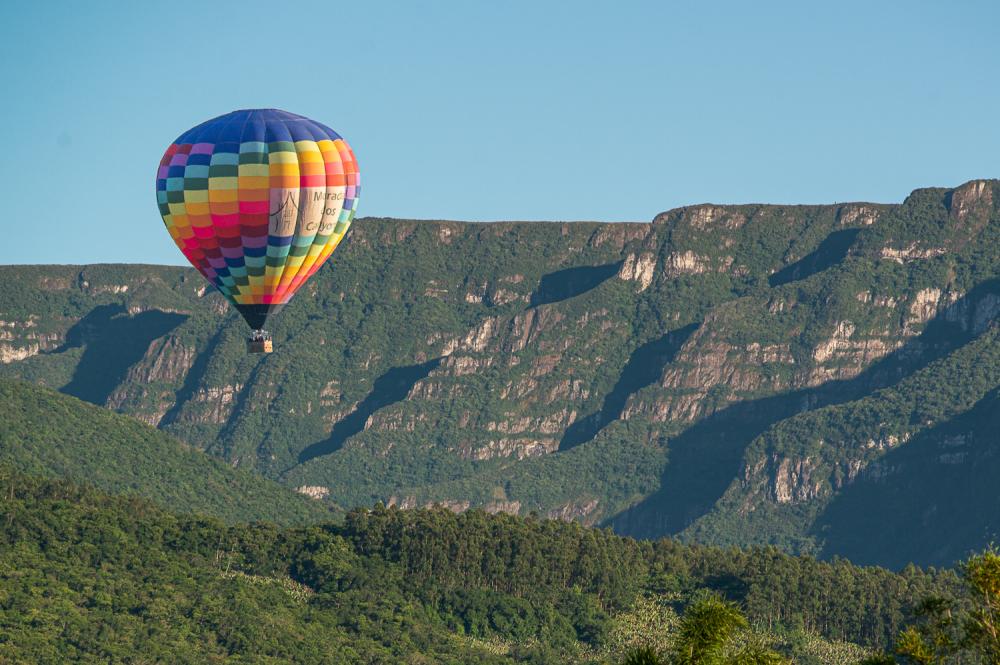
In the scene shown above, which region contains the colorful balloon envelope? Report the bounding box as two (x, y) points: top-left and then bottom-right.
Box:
(155, 109), (359, 351)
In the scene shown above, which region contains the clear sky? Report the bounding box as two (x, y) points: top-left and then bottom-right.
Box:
(0, 1), (997, 265)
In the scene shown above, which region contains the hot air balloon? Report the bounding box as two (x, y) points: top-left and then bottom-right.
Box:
(155, 109), (359, 353)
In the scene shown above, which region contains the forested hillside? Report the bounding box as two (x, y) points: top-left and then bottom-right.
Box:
(0, 469), (962, 664)
(0, 380), (337, 525)
(2, 179), (999, 566)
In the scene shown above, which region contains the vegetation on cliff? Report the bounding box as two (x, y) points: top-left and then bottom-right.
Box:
(2, 180), (999, 567)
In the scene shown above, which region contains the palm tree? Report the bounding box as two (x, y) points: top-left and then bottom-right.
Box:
(672, 593), (748, 665)
(622, 645), (666, 665)
(620, 593), (789, 665)
(730, 637), (790, 665)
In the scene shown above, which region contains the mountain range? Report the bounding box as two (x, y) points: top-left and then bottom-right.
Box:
(3, 179), (999, 568)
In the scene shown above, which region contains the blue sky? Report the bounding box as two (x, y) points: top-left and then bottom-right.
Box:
(0, 0), (997, 265)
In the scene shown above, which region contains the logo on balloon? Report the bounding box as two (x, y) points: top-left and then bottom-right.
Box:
(270, 192), (299, 236)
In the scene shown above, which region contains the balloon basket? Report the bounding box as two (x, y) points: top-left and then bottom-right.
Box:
(247, 330), (273, 354)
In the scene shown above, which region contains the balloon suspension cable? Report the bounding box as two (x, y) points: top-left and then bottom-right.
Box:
(247, 329), (274, 354)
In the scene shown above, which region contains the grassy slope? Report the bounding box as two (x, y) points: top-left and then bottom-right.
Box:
(0, 379), (338, 525)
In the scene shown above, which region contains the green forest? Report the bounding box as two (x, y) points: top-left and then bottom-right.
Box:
(3, 464), (997, 664)
(0, 379), (337, 525)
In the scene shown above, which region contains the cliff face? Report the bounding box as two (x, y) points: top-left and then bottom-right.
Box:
(3, 180), (999, 566)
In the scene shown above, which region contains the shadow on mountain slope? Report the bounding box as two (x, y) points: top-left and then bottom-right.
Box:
(530, 262), (623, 308)
(160, 328), (225, 429)
(768, 229), (861, 287)
(297, 357), (443, 464)
(609, 278), (1000, 540)
(560, 323), (699, 452)
(814, 387), (1000, 569)
(55, 304), (187, 406)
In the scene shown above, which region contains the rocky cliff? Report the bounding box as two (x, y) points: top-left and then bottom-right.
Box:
(3, 180), (999, 567)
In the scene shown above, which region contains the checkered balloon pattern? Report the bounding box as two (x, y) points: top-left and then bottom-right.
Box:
(155, 109), (359, 329)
